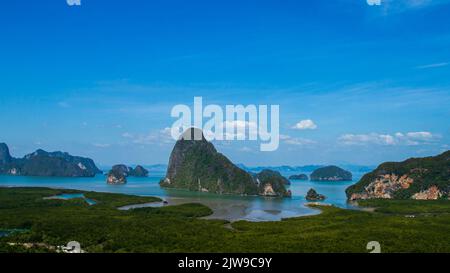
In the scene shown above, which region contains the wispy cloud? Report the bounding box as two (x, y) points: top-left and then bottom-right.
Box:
(92, 143), (111, 148)
(121, 128), (175, 145)
(416, 62), (449, 69)
(339, 131), (439, 146)
(280, 134), (317, 146)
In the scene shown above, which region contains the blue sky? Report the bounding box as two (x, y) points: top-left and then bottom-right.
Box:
(0, 0), (449, 166)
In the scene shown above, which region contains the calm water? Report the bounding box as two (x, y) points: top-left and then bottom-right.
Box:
(0, 171), (366, 222)
(45, 193), (97, 205)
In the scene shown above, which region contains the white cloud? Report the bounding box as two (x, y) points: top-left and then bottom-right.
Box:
(67, 0), (81, 6)
(406, 131), (433, 139)
(292, 119), (317, 130)
(367, 0), (381, 6)
(339, 131), (439, 146)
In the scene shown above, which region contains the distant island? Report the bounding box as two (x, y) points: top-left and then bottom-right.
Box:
(310, 165), (352, 181)
(106, 164), (149, 185)
(289, 174), (309, 180)
(346, 150), (450, 201)
(160, 128), (291, 197)
(238, 164), (374, 174)
(0, 143), (101, 177)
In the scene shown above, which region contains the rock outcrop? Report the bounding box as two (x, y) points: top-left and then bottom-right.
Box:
(347, 174), (413, 200)
(412, 186), (443, 200)
(0, 143), (101, 177)
(107, 169), (127, 184)
(108, 164), (149, 177)
(130, 165), (149, 177)
(160, 128), (291, 197)
(105, 164), (149, 184)
(0, 143), (12, 165)
(289, 174), (309, 180)
(310, 166), (352, 181)
(305, 188), (326, 201)
(111, 164), (132, 176)
(346, 150), (450, 201)
(255, 169), (292, 197)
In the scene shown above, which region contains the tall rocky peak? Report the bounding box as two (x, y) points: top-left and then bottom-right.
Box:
(161, 128), (290, 197)
(165, 127), (217, 183)
(0, 143), (13, 164)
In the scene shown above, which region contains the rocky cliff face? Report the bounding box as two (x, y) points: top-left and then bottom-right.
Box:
(412, 186), (443, 200)
(0, 143), (101, 177)
(348, 174), (413, 200)
(111, 164), (132, 176)
(160, 128), (290, 197)
(254, 169), (292, 197)
(347, 150), (450, 201)
(310, 166), (352, 181)
(107, 169), (127, 184)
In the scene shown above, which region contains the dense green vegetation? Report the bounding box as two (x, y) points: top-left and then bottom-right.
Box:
(357, 199), (450, 214)
(1, 187), (450, 253)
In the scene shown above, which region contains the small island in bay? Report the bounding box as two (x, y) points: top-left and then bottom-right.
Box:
(107, 169), (127, 184)
(131, 165), (149, 177)
(160, 128), (291, 197)
(310, 165), (352, 181)
(254, 169), (292, 197)
(0, 143), (101, 177)
(346, 150), (450, 201)
(289, 174), (309, 180)
(106, 164), (149, 184)
(305, 188), (326, 201)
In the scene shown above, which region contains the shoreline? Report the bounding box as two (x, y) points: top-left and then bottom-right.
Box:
(0, 185), (326, 222)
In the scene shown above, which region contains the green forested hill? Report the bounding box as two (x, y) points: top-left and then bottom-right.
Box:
(346, 150), (450, 200)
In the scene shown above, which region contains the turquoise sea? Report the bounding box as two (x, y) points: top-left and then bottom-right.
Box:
(0, 171), (366, 221)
